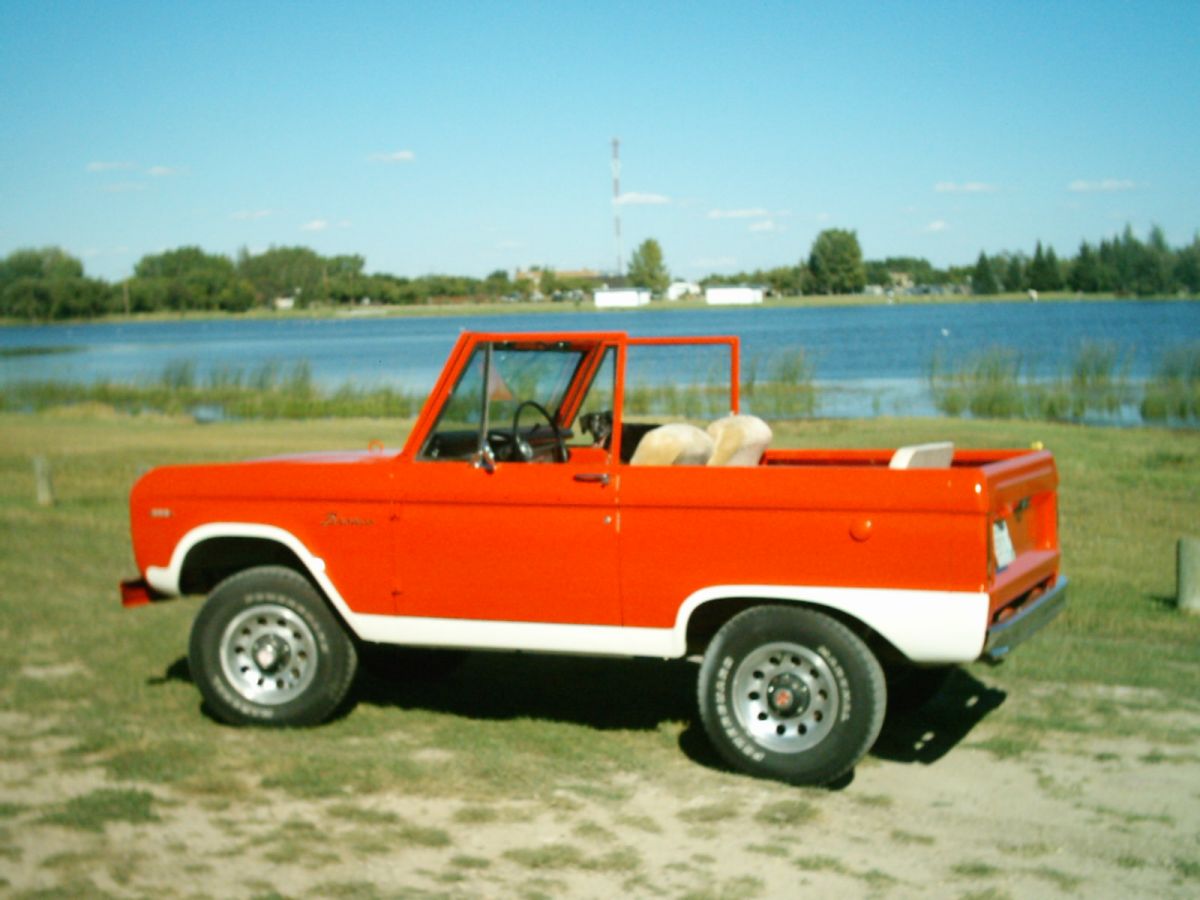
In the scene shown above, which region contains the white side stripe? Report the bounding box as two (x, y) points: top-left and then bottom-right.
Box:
(150, 524), (990, 664)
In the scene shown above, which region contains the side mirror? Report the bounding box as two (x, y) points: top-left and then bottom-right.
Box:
(471, 447), (496, 474)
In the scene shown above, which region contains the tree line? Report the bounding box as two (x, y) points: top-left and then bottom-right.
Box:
(2, 225), (1197, 322)
(705, 225), (1200, 298)
(969, 225), (1200, 296)
(0, 245), (533, 322)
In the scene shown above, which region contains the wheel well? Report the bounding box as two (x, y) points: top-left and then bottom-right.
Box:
(684, 596), (903, 664)
(179, 537), (315, 597)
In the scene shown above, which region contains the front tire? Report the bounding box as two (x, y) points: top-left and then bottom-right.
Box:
(188, 566), (357, 726)
(698, 606), (886, 786)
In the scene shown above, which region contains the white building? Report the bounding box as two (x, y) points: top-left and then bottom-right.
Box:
(666, 280), (701, 301)
(705, 286), (764, 306)
(593, 288), (651, 309)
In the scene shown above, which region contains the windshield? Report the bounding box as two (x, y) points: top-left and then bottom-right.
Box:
(420, 342), (589, 460)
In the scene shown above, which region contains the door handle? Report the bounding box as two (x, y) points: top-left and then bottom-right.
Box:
(573, 472), (610, 486)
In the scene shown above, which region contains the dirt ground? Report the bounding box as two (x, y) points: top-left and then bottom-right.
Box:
(2, 673), (1198, 900)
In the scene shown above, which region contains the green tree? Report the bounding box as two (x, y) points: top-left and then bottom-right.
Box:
(971, 251), (999, 295)
(1069, 242), (1104, 292)
(134, 246), (232, 281)
(0, 246), (84, 285)
(863, 260), (891, 287)
(0, 277), (52, 320)
(483, 269), (512, 297)
(1045, 246), (1063, 290)
(0, 247), (112, 321)
(1134, 225), (1172, 296)
(132, 246), (246, 312)
(872, 256), (939, 286)
(627, 238), (669, 293)
(1027, 241), (1062, 291)
(762, 265), (803, 296)
(237, 246), (326, 305)
(1174, 234), (1200, 294)
(1003, 254), (1026, 293)
(807, 229), (866, 294)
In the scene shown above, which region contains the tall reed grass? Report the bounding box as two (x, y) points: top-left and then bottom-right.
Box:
(0, 361), (422, 420)
(8, 343), (1192, 426)
(2, 351), (824, 423)
(1141, 343), (1200, 423)
(621, 348), (818, 420)
(929, 341), (1148, 423)
(741, 349), (818, 418)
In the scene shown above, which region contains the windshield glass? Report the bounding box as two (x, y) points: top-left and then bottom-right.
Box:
(421, 342), (588, 460)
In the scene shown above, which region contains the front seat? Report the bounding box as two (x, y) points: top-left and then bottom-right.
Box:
(706, 414), (772, 466)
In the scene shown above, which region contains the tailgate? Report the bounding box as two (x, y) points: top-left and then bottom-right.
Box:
(982, 449), (1063, 626)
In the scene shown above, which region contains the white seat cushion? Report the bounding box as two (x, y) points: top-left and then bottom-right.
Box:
(629, 423), (715, 466)
(889, 441), (954, 469)
(706, 414), (772, 466)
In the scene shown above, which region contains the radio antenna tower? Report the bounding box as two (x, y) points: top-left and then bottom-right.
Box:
(611, 137), (623, 276)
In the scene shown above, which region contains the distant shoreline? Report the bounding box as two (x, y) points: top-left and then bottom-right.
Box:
(1, 291), (1195, 328)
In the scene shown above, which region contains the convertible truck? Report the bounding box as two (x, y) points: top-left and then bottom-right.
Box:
(121, 330), (1066, 785)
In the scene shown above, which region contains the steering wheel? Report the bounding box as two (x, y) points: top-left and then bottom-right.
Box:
(510, 400), (567, 462)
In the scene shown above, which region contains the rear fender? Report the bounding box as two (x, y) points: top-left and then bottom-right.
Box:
(677, 585), (990, 665)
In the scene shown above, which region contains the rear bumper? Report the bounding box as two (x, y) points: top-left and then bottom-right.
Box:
(120, 578), (168, 608)
(981, 575), (1067, 663)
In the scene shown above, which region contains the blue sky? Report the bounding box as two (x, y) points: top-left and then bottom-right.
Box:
(1, 0), (1197, 282)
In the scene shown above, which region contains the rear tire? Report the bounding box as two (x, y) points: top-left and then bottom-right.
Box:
(188, 566), (357, 726)
(697, 606), (886, 786)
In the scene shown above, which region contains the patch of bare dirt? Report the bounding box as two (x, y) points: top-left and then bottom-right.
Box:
(2, 690), (1198, 899)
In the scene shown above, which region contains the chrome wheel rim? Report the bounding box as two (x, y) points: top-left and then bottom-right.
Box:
(220, 602), (318, 705)
(731, 641), (840, 753)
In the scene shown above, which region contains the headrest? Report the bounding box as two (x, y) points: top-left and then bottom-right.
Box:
(629, 423), (715, 466)
(707, 414), (773, 466)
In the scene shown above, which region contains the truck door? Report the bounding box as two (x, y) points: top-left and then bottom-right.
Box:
(394, 340), (621, 625)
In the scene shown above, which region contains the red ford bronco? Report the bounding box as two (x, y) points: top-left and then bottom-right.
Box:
(122, 330), (1066, 785)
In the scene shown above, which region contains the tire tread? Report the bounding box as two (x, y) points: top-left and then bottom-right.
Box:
(188, 565), (357, 727)
(697, 604), (886, 785)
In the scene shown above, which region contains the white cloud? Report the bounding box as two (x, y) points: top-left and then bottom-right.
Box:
(1067, 178), (1136, 193)
(336, 219), (352, 229)
(614, 192), (670, 206)
(924, 219), (949, 233)
(707, 207), (769, 220)
(934, 181), (998, 193)
(147, 165), (183, 177)
(369, 150), (416, 163)
(300, 219), (329, 232)
(86, 161), (135, 172)
(231, 209), (274, 221)
(749, 219), (780, 233)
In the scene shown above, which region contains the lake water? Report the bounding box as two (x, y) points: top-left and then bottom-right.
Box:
(2, 300), (1196, 419)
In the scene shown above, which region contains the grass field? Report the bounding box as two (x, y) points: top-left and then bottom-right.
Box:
(1, 409), (1198, 897)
